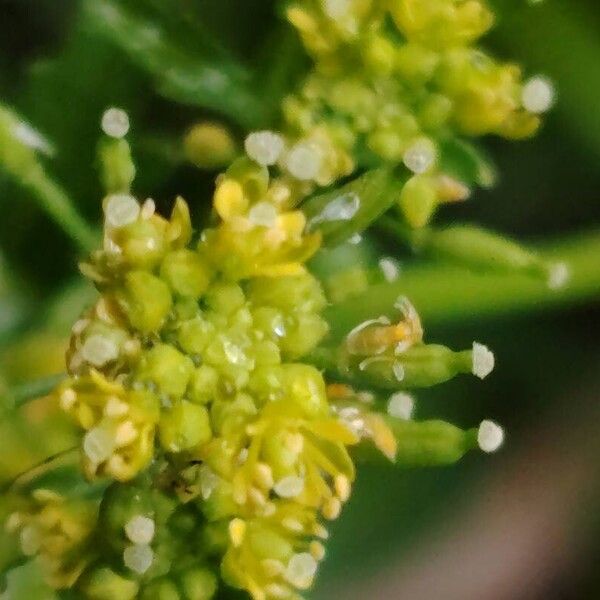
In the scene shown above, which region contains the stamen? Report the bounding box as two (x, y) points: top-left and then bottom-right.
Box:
(477, 420), (505, 453)
(124, 515), (155, 545)
(285, 553), (318, 589)
(245, 131), (285, 166)
(81, 334), (119, 367)
(274, 475), (305, 498)
(522, 76), (555, 114)
(123, 544), (154, 574)
(101, 107), (130, 138)
(472, 342), (495, 379)
(387, 392), (415, 420)
(104, 194), (140, 228)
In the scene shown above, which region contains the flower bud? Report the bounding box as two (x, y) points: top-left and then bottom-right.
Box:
(136, 344), (195, 400)
(78, 566), (139, 600)
(160, 250), (212, 298)
(99, 138), (136, 194)
(116, 271), (172, 333)
(159, 401), (212, 453)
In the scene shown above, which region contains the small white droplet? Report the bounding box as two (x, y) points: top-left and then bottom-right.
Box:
(83, 426), (115, 465)
(81, 334), (119, 367)
(274, 475), (305, 498)
(285, 552), (318, 589)
(104, 396), (129, 418)
(403, 139), (436, 174)
(104, 194), (140, 228)
(310, 192), (360, 227)
(123, 544), (154, 574)
(547, 261), (569, 290)
(522, 76), (555, 114)
(248, 201), (278, 228)
(125, 515), (155, 545)
(477, 420), (505, 453)
(101, 107), (130, 138)
(285, 142), (323, 181)
(379, 257), (400, 282)
(245, 131), (285, 166)
(472, 342), (495, 380)
(387, 392), (414, 420)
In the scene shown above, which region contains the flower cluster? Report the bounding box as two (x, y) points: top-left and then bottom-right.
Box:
(244, 0), (554, 227)
(4, 1), (539, 596)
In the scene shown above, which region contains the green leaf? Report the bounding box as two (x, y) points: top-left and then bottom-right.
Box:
(438, 137), (497, 189)
(303, 167), (409, 247)
(84, 0), (268, 128)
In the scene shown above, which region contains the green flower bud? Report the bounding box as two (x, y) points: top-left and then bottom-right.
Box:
(188, 365), (219, 405)
(355, 343), (474, 389)
(117, 271), (172, 333)
(136, 344), (195, 400)
(180, 567), (217, 600)
(79, 566), (139, 600)
(398, 175), (438, 228)
(159, 401), (211, 453)
(114, 220), (167, 269)
(141, 580), (180, 600)
(225, 156), (269, 203)
(389, 419), (478, 466)
(99, 138), (136, 194)
(421, 224), (566, 286)
(280, 313), (329, 359)
(281, 364), (328, 416)
(184, 122), (237, 171)
(204, 283), (246, 315)
(248, 273), (326, 315)
(160, 250), (212, 298)
(210, 392), (257, 436)
(98, 483), (155, 553)
(177, 317), (215, 355)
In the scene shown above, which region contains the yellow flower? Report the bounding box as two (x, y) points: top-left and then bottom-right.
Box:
(57, 371), (160, 482)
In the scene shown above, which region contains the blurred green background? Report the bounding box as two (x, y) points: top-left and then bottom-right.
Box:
(0, 1), (599, 598)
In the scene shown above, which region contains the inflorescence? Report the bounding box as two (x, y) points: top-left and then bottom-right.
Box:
(5, 2), (558, 599)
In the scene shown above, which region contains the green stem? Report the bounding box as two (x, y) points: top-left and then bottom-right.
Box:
(1, 373), (64, 414)
(22, 168), (98, 252)
(324, 230), (600, 339)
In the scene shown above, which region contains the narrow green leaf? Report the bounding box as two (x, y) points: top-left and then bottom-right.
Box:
(304, 167), (409, 247)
